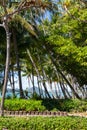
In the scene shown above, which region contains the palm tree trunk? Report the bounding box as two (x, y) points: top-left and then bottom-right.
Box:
(54, 82), (59, 99)
(60, 81), (68, 99)
(63, 83), (72, 98)
(48, 81), (53, 99)
(37, 76), (42, 98)
(27, 49), (51, 99)
(32, 66), (35, 96)
(42, 45), (81, 99)
(0, 22), (11, 116)
(57, 82), (61, 98)
(41, 69), (51, 99)
(52, 58), (81, 99)
(11, 67), (15, 98)
(12, 29), (24, 98)
(44, 45), (81, 99)
(8, 71), (14, 92)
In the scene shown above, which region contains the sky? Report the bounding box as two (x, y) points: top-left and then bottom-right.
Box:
(7, 72), (35, 90)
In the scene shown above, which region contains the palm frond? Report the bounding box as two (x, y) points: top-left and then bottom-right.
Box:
(13, 15), (37, 36)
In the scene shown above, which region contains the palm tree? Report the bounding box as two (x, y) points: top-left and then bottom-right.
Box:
(0, 0), (12, 116)
(0, 0), (56, 116)
(12, 28), (24, 98)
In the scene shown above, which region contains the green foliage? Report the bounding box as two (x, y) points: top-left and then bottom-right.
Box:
(42, 99), (87, 112)
(42, 3), (87, 86)
(30, 92), (42, 100)
(4, 99), (46, 111)
(12, 15), (37, 36)
(0, 116), (87, 130)
(4, 99), (87, 112)
(59, 99), (87, 112)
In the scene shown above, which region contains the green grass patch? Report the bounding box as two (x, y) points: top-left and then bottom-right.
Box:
(0, 116), (87, 130)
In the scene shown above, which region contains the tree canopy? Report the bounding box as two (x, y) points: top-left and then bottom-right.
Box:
(0, 0), (87, 104)
(40, 0), (87, 86)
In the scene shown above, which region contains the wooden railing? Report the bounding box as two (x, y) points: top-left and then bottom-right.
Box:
(3, 110), (68, 116)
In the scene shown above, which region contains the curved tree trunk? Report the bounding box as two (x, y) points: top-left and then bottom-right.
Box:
(0, 22), (11, 116)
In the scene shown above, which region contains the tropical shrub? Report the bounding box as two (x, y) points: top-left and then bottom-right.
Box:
(0, 116), (87, 130)
(3, 99), (87, 112)
(4, 99), (46, 111)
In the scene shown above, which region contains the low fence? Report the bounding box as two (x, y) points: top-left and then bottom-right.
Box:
(3, 110), (68, 116)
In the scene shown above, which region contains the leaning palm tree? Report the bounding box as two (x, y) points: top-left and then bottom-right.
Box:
(0, 0), (55, 116)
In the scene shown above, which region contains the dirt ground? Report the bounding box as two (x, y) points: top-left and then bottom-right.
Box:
(68, 112), (87, 118)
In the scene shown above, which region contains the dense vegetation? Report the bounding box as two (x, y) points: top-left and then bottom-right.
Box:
(0, 116), (87, 130)
(3, 99), (87, 112)
(0, 0), (87, 116)
(44, 4), (87, 86)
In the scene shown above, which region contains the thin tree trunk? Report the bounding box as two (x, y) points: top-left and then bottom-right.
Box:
(60, 81), (68, 99)
(11, 67), (15, 98)
(53, 65), (71, 98)
(63, 83), (72, 98)
(44, 45), (81, 99)
(46, 44), (81, 98)
(57, 82), (61, 98)
(54, 82), (59, 99)
(8, 71), (13, 89)
(32, 66), (35, 96)
(48, 80), (55, 99)
(37, 76), (42, 98)
(0, 22), (11, 116)
(27, 49), (51, 98)
(82, 85), (86, 99)
(52, 58), (81, 99)
(12, 29), (24, 98)
(41, 69), (51, 99)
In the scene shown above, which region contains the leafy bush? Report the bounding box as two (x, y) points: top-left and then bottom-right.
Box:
(30, 92), (41, 100)
(4, 99), (87, 112)
(42, 99), (87, 112)
(0, 116), (87, 130)
(4, 99), (46, 111)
